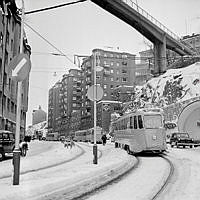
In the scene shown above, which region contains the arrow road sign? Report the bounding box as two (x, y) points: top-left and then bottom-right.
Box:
(12, 58), (27, 76)
(9, 53), (31, 82)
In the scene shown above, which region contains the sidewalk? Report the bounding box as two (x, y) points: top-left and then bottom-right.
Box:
(0, 142), (137, 200)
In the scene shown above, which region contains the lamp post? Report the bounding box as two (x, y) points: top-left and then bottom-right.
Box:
(13, 0), (24, 185)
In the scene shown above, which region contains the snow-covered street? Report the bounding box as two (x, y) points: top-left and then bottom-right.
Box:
(1, 141), (200, 200)
(0, 141), (136, 200)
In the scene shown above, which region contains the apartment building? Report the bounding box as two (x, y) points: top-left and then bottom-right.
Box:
(48, 81), (61, 133)
(48, 69), (82, 136)
(32, 106), (47, 125)
(0, 0), (31, 133)
(80, 48), (136, 132)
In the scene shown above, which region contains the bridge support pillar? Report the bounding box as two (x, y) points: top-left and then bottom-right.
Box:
(154, 34), (167, 75)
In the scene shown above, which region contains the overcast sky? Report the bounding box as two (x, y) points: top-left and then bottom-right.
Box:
(15, 0), (200, 126)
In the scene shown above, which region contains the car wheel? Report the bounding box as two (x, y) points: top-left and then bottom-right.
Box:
(190, 145), (193, 148)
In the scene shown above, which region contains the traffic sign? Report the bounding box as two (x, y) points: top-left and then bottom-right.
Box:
(87, 85), (103, 101)
(9, 53), (31, 82)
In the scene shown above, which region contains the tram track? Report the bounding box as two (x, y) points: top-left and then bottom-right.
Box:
(77, 156), (140, 200)
(150, 153), (175, 200)
(0, 143), (86, 180)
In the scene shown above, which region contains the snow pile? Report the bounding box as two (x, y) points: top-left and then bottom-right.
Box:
(134, 62), (200, 108)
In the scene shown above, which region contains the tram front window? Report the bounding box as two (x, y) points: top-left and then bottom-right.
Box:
(144, 115), (162, 129)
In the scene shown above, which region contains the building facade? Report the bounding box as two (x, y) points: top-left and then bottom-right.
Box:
(48, 69), (82, 136)
(32, 106), (47, 125)
(80, 48), (136, 131)
(0, 0), (31, 134)
(48, 81), (61, 133)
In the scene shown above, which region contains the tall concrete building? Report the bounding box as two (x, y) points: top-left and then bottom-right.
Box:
(80, 48), (136, 132)
(48, 69), (82, 136)
(48, 81), (62, 133)
(32, 106), (47, 125)
(0, 0), (31, 133)
(59, 69), (82, 136)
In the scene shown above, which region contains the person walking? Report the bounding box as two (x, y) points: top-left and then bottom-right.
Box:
(101, 134), (107, 146)
(70, 138), (75, 149)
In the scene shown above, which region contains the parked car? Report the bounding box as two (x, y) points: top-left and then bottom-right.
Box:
(0, 130), (28, 161)
(170, 132), (194, 148)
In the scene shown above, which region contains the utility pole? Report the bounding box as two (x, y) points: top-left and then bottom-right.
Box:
(13, 0), (24, 185)
(1, 1), (8, 129)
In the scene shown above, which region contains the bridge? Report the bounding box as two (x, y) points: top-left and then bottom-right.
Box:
(91, 0), (197, 74)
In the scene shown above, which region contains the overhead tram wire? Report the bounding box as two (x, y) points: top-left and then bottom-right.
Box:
(24, 0), (88, 15)
(24, 21), (77, 67)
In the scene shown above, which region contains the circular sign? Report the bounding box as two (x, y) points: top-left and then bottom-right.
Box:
(87, 85), (103, 101)
(9, 53), (31, 82)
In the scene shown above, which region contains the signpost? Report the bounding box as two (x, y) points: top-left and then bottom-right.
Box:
(87, 51), (103, 164)
(11, 0), (31, 185)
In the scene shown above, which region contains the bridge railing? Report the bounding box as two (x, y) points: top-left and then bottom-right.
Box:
(121, 0), (180, 41)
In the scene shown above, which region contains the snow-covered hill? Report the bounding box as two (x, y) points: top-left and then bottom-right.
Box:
(134, 62), (200, 107)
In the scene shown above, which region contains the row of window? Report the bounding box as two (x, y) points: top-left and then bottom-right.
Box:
(114, 115), (144, 130)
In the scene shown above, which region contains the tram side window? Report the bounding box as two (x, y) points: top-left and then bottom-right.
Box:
(134, 116), (137, 129)
(129, 116), (133, 129)
(138, 115), (143, 129)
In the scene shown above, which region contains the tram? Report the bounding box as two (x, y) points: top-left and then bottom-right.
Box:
(73, 130), (89, 142)
(112, 107), (167, 154)
(74, 126), (103, 143)
(88, 126), (103, 144)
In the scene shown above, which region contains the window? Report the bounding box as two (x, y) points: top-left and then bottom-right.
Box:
(138, 115), (143, 129)
(130, 116), (133, 129)
(134, 116), (137, 129)
(104, 93), (107, 97)
(122, 77), (127, 82)
(110, 85), (114, 89)
(110, 69), (114, 73)
(110, 77), (114, 81)
(103, 85), (107, 89)
(116, 70), (119, 75)
(116, 62), (119, 66)
(144, 115), (162, 128)
(122, 69), (127, 74)
(116, 77), (119, 82)
(110, 62), (114, 66)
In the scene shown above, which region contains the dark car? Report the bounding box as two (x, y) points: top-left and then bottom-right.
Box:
(0, 130), (28, 161)
(170, 132), (194, 148)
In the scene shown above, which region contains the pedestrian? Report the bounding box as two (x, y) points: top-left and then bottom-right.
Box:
(70, 138), (75, 149)
(101, 134), (107, 146)
(64, 139), (69, 148)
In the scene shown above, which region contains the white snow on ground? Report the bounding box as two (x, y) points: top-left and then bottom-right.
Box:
(0, 141), (136, 200)
(86, 156), (170, 200)
(1, 141), (200, 200)
(158, 146), (200, 200)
